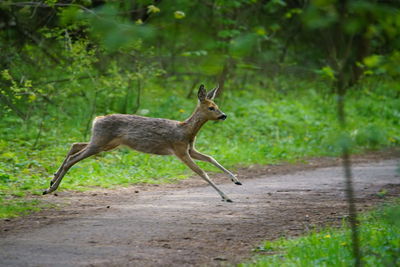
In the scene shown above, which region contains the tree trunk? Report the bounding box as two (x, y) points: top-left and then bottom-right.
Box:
(336, 72), (361, 267)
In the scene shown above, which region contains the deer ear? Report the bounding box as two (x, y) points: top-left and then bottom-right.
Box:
(198, 84), (207, 102)
(206, 84), (219, 100)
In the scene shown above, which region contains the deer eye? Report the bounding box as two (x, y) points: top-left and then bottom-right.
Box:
(208, 107), (215, 111)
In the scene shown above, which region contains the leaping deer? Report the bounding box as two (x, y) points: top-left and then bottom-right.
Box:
(43, 84), (241, 202)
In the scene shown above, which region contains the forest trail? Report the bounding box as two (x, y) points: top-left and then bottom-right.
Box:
(0, 159), (399, 266)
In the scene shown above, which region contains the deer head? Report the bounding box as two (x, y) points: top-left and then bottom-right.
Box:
(197, 84), (227, 121)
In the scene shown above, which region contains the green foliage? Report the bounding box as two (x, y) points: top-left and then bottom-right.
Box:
(241, 200), (400, 266)
(0, 199), (44, 219)
(315, 66), (336, 81)
(84, 4), (155, 52)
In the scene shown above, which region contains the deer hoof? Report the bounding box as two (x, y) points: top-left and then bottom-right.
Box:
(42, 190), (48, 195)
(222, 198), (233, 203)
(234, 181), (242, 185)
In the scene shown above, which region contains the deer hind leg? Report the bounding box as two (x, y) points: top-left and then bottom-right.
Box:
(175, 150), (233, 202)
(189, 149), (242, 185)
(52, 142), (88, 185)
(43, 145), (101, 195)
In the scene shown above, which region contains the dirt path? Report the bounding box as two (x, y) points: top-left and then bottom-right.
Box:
(0, 159), (399, 266)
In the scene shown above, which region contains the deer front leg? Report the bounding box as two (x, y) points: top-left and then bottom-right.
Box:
(174, 151), (233, 202)
(189, 149), (242, 185)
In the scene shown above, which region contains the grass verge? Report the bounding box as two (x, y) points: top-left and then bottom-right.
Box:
(0, 199), (43, 219)
(240, 199), (400, 267)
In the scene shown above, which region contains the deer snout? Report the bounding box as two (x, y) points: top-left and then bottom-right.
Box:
(218, 114), (227, 120)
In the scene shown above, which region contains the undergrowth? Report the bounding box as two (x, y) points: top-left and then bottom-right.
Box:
(0, 77), (399, 218)
(241, 199), (400, 266)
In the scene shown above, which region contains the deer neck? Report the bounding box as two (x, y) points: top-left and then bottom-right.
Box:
(183, 107), (208, 139)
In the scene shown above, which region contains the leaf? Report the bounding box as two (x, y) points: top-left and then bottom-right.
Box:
(147, 5), (160, 14)
(0, 173), (11, 183)
(174, 11), (186, 19)
(363, 55), (383, 68)
(45, 0), (57, 8)
(315, 66), (336, 81)
(254, 27), (266, 36)
(1, 69), (12, 81)
(181, 50), (207, 57)
(28, 94), (37, 103)
(59, 6), (80, 26)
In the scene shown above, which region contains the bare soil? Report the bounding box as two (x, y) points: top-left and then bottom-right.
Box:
(0, 150), (399, 266)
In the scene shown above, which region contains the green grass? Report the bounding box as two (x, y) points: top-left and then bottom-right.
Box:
(0, 77), (399, 218)
(0, 199), (43, 219)
(240, 200), (400, 267)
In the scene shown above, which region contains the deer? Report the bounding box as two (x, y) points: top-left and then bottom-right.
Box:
(43, 84), (242, 202)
